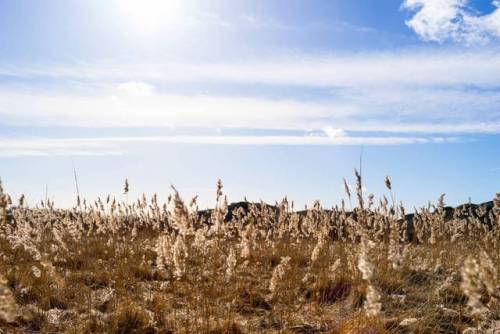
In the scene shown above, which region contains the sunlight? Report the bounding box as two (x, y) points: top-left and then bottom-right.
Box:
(117, 0), (184, 31)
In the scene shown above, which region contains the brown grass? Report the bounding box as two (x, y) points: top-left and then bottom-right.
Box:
(0, 176), (498, 333)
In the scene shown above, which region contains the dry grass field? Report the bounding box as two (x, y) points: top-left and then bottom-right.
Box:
(0, 174), (498, 333)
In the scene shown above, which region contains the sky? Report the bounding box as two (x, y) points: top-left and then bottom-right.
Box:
(0, 0), (499, 209)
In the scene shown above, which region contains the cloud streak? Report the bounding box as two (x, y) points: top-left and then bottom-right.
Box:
(2, 50), (500, 88)
(0, 135), (462, 157)
(0, 86), (498, 133)
(0, 50), (499, 136)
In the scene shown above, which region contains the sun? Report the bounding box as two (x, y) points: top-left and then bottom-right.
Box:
(117, 0), (184, 31)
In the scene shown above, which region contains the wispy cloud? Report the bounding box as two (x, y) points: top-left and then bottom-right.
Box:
(0, 85), (498, 133)
(0, 88), (353, 128)
(0, 138), (123, 157)
(402, 0), (500, 44)
(116, 81), (156, 97)
(0, 50), (499, 136)
(2, 50), (500, 87)
(341, 122), (500, 134)
(0, 135), (462, 157)
(238, 14), (376, 33)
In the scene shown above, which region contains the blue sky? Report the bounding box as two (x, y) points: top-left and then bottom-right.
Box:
(0, 0), (499, 209)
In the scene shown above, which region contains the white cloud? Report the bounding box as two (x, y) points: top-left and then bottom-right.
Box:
(321, 127), (347, 138)
(0, 135), (461, 157)
(306, 127), (347, 138)
(0, 50), (499, 135)
(403, 0), (500, 44)
(3, 50), (500, 88)
(116, 81), (156, 97)
(0, 138), (123, 157)
(0, 88), (356, 128)
(0, 86), (497, 133)
(342, 122), (500, 134)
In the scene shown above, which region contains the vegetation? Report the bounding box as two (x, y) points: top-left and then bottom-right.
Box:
(0, 174), (498, 333)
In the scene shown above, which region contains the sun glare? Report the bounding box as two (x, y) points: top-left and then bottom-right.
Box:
(117, 0), (184, 31)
